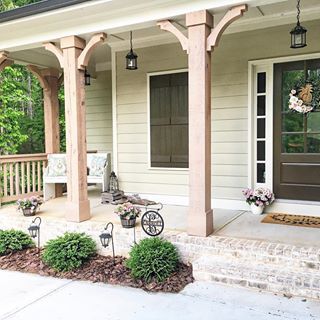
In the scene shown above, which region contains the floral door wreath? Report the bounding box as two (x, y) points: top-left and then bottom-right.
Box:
(289, 79), (320, 114)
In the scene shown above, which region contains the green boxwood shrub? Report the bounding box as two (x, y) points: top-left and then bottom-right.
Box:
(0, 229), (34, 255)
(126, 237), (179, 283)
(42, 232), (96, 272)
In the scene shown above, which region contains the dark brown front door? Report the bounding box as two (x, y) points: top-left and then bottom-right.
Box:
(274, 59), (320, 201)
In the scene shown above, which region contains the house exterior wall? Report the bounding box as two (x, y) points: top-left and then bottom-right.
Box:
(85, 70), (113, 154)
(89, 20), (320, 208)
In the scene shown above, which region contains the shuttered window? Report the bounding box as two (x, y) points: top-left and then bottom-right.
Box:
(150, 72), (188, 168)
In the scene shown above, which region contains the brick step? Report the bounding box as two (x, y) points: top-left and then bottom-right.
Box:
(171, 235), (320, 272)
(193, 255), (320, 300)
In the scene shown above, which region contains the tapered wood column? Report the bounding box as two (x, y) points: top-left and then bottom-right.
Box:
(28, 66), (63, 198)
(186, 11), (213, 236)
(158, 5), (247, 236)
(60, 36), (90, 222)
(44, 33), (106, 222)
(27, 66), (61, 154)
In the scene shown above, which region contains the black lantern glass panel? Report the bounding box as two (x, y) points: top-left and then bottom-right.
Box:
(290, 0), (307, 49)
(126, 31), (138, 70)
(290, 24), (307, 49)
(84, 68), (91, 86)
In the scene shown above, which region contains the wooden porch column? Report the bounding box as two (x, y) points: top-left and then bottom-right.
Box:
(27, 66), (62, 154)
(44, 33), (106, 222)
(158, 5), (247, 236)
(27, 66), (63, 198)
(186, 11), (213, 236)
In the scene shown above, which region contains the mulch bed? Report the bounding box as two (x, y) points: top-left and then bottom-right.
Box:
(0, 248), (194, 293)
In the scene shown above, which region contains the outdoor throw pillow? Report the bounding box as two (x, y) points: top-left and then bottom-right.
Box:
(89, 155), (107, 176)
(47, 156), (67, 177)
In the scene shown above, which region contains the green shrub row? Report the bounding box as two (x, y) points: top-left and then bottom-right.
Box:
(0, 229), (180, 282)
(0, 229), (34, 255)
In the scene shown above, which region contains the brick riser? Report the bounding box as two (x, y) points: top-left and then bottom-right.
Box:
(165, 234), (320, 300)
(193, 256), (320, 300)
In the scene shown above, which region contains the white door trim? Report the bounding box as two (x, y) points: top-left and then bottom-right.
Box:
(248, 52), (320, 214)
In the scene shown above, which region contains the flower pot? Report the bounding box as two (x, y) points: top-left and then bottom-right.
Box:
(120, 217), (136, 228)
(250, 203), (264, 215)
(22, 208), (36, 217)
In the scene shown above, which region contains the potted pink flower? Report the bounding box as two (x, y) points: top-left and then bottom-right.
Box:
(242, 187), (274, 215)
(114, 202), (141, 228)
(17, 196), (43, 216)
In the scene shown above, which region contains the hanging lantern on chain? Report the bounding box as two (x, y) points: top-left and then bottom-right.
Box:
(126, 31), (138, 70)
(290, 0), (307, 49)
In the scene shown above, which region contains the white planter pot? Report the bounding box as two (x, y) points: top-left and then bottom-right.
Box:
(250, 203), (264, 215)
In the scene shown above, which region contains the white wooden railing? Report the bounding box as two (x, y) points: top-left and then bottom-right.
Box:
(0, 154), (47, 205)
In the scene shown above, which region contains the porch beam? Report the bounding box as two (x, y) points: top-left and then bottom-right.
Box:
(158, 6), (247, 236)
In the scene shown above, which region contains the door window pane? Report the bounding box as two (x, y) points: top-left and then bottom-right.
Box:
(257, 118), (265, 139)
(257, 73), (266, 93)
(282, 113), (303, 132)
(307, 111), (320, 133)
(257, 163), (266, 183)
(257, 141), (265, 161)
(282, 134), (304, 153)
(307, 134), (320, 153)
(282, 70), (304, 111)
(257, 96), (266, 116)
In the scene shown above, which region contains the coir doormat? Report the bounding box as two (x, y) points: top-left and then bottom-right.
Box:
(261, 213), (320, 229)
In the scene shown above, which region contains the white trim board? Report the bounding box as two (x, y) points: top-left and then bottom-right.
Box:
(248, 52), (320, 211)
(111, 49), (118, 173)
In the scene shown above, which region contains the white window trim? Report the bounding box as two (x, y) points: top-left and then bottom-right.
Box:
(147, 68), (189, 171)
(248, 52), (320, 192)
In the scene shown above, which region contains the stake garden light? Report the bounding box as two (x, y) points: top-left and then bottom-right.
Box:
(28, 217), (42, 250)
(126, 31), (138, 70)
(290, 0), (307, 49)
(99, 222), (115, 263)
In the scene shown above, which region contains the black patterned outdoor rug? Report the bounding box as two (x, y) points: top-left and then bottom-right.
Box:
(262, 213), (320, 229)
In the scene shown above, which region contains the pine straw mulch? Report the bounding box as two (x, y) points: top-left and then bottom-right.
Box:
(0, 248), (194, 293)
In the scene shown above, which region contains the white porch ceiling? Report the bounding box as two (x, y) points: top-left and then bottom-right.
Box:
(7, 0), (320, 69)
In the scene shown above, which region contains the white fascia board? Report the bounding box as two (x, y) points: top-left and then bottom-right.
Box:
(0, 0), (286, 52)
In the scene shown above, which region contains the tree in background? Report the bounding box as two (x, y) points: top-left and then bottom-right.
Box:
(0, 0), (40, 11)
(0, 1), (66, 155)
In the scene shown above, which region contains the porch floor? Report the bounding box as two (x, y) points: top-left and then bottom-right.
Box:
(1, 187), (319, 248)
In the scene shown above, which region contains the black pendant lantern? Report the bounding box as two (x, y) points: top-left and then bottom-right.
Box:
(126, 31), (138, 70)
(290, 0), (307, 49)
(84, 68), (91, 86)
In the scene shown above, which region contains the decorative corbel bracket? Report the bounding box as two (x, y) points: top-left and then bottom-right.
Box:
(77, 32), (107, 70)
(157, 20), (189, 53)
(0, 51), (9, 65)
(0, 59), (14, 72)
(27, 65), (50, 91)
(207, 5), (247, 51)
(43, 42), (64, 68)
(58, 73), (64, 88)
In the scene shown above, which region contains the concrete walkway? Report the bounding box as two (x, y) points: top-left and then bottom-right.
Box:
(0, 270), (319, 320)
